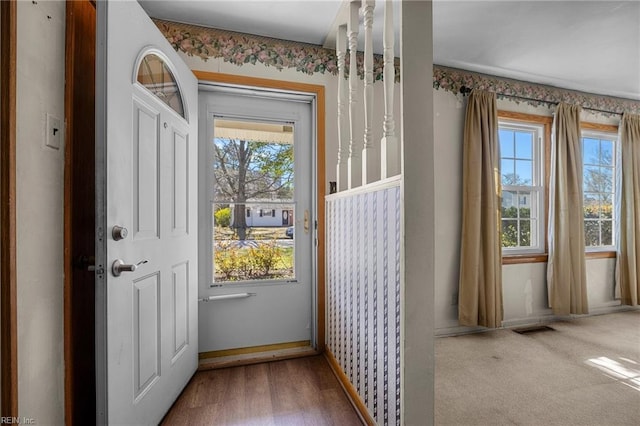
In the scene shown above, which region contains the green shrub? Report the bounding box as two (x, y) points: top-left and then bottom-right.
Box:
(214, 207), (231, 228)
(214, 241), (238, 279)
(250, 242), (283, 276)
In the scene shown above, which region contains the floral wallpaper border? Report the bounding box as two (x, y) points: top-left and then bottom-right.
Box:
(433, 66), (640, 118)
(154, 19), (640, 118)
(154, 19), (400, 82)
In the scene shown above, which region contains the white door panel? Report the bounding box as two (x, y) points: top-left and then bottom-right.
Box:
(96, 1), (198, 424)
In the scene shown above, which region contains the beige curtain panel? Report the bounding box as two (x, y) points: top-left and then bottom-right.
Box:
(458, 90), (503, 328)
(547, 103), (588, 315)
(616, 113), (640, 305)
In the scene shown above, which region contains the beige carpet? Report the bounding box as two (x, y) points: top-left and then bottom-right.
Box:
(436, 310), (640, 426)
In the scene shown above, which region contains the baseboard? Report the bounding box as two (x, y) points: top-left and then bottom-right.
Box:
(501, 314), (556, 329)
(435, 324), (487, 337)
(324, 349), (374, 426)
(198, 344), (317, 370)
(438, 305), (640, 337)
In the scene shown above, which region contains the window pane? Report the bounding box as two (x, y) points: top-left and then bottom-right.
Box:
(601, 220), (613, 246)
(213, 136), (294, 203)
(519, 219), (531, 247)
(502, 220), (518, 247)
(502, 191), (517, 217)
(501, 159), (516, 185)
(582, 138), (599, 165)
(213, 202), (295, 283)
(584, 220), (600, 246)
(583, 165), (603, 193)
(499, 129), (515, 157)
(515, 132), (533, 159)
(596, 204), (611, 219)
(211, 118), (296, 285)
(600, 140), (614, 166)
(515, 160), (532, 185)
(136, 53), (185, 118)
(518, 191), (531, 218)
(583, 194), (598, 219)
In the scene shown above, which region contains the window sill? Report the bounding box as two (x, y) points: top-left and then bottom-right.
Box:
(502, 254), (548, 265)
(502, 250), (616, 264)
(585, 251), (616, 259)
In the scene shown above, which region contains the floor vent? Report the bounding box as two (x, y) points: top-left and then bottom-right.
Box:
(513, 325), (555, 335)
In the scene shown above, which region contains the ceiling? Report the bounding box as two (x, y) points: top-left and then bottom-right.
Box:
(140, 0), (640, 100)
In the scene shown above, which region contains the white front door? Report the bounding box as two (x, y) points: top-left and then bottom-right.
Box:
(198, 86), (317, 355)
(95, 1), (198, 424)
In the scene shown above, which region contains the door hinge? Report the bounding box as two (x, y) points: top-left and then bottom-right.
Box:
(314, 220), (318, 230)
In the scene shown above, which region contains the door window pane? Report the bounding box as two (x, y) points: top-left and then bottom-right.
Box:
(211, 119), (296, 284)
(136, 53), (185, 118)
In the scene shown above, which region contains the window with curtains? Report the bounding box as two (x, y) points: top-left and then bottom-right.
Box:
(582, 131), (617, 249)
(499, 121), (545, 253)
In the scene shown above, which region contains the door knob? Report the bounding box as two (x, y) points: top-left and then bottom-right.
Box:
(112, 259), (148, 277)
(112, 225), (128, 241)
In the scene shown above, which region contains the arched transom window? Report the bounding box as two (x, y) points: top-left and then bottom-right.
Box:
(136, 53), (185, 118)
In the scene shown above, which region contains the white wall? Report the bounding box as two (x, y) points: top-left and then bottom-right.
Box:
(16, 1), (65, 422)
(433, 88), (627, 335)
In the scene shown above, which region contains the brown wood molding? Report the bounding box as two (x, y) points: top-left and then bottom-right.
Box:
(64, 1), (97, 424)
(503, 251), (615, 264)
(324, 350), (373, 425)
(581, 122), (618, 133)
(199, 340), (311, 360)
(0, 0), (19, 418)
(498, 110), (553, 125)
(193, 71), (327, 352)
(585, 251), (616, 260)
(64, 3), (76, 423)
(502, 254), (548, 265)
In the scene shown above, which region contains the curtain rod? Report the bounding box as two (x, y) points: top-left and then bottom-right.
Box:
(459, 86), (623, 116)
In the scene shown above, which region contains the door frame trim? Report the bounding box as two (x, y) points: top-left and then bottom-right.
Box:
(1, 0), (19, 417)
(193, 71), (326, 352)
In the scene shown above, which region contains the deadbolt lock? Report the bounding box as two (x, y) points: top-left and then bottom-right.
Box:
(112, 225), (128, 241)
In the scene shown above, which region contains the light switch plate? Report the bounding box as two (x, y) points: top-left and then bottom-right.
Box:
(46, 114), (62, 150)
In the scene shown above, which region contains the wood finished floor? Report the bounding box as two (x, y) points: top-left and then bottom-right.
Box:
(161, 355), (363, 426)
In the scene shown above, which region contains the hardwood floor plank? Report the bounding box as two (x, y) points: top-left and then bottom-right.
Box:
(162, 355), (362, 425)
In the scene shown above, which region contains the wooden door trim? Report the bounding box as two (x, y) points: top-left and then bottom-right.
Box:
(64, 1), (97, 424)
(193, 71), (326, 352)
(1, 0), (19, 417)
(64, 2), (76, 422)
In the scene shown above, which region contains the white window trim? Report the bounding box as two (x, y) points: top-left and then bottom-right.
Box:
(499, 120), (546, 255)
(581, 130), (617, 252)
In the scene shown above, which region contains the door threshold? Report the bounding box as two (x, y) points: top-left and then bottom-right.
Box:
(198, 345), (319, 370)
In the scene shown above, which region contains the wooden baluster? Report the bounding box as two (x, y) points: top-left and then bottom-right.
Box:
(381, 0), (398, 179)
(336, 25), (349, 192)
(347, 1), (361, 189)
(362, 0), (375, 185)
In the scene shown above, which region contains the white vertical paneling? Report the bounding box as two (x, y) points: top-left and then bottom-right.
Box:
(336, 25), (349, 192)
(172, 262), (189, 362)
(326, 179), (402, 425)
(133, 273), (161, 401)
(381, 0), (398, 179)
(362, 0), (375, 185)
(347, 1), (361, 189)
(172, 128), (189, 235)
(133, 100), (160, 239)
